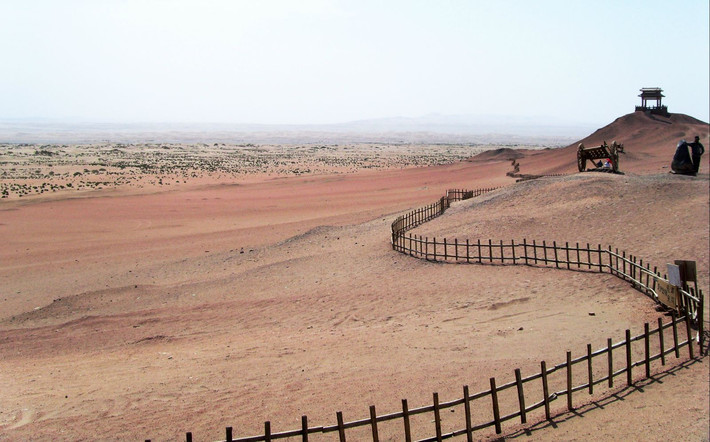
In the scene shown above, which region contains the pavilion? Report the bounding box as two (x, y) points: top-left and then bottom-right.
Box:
(635, 87), (669, 116)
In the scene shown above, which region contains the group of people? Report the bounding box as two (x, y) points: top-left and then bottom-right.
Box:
(671, 135), (705, 176)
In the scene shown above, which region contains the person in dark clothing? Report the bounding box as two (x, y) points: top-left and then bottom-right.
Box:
(689, 135), (705, 174)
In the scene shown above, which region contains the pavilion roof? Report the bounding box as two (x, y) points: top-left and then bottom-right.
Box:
(638, 87), (664, 98)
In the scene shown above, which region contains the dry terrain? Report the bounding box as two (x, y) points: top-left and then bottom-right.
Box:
(0, 143), (490, 200)
(1, 111), (708, 441)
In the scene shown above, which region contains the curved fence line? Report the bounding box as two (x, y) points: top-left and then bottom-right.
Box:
(391, 188), (704, 325)
(147, 186), (705, 442)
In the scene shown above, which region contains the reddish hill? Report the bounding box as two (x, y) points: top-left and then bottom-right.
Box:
(501, 111), (709, 176)
(469, 147), (527, 162)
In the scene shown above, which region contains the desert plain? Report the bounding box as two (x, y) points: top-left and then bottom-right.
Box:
(1, 111), (709, 441)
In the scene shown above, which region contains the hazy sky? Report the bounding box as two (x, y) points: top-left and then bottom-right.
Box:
(2, 1), (708, 126)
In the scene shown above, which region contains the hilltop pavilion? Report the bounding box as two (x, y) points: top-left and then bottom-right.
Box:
(635, 87), (669, 116)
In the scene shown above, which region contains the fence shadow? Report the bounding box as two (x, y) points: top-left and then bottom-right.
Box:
(500, 356), (705, 440)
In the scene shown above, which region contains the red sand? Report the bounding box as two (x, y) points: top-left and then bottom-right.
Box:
(0, 112), (708, 441)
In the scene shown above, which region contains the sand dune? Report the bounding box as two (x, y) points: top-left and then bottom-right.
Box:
(499, 111), (709, 176)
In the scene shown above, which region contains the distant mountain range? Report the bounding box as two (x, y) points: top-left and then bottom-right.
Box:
(0, 114), (597, 145)
(329, 113), (595, 137)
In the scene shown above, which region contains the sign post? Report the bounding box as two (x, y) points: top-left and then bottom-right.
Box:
(665, 264), (683, 312)
(667, 264), (682, 288)
(656, 279), (679, 310)
(674, 260), (698, 293)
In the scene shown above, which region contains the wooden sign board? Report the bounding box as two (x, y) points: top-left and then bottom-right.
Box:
(656, 279), (679, 310)
(674, 260), (697, 284)
(667, 264), (682, 287)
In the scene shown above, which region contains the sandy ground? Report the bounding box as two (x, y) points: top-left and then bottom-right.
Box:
(1, 112), (709, 441)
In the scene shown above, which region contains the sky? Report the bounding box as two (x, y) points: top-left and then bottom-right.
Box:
(1, 0), (709, 127)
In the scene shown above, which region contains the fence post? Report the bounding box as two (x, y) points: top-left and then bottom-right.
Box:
(511, 239), (516, 264)
(515, 369), (526, 424)
(433, 392), (442, 442)
(699, 289), (705, 356)
(541, 361), (551, 420)
(523, 238), (529, 265)
(567, 351), (574, 411)
(186, 432), (192, 442)
(488, 239), (493, 263)
(301, 416), (309, 442)
(587, 343), (593, 394)
(598, 244), (603, 272)
(672, 311), (680, 358)
(607, 337), (614, 388)
(443, 238), (448, 260)
(685, 314), (694, 359)
(336, 412), (346, 442)
(553, 241), (559, 268)
(542, 240), (548, 265)
(533, 239), (538, 264)
(644, 323), (651, 378)
(625, 329), (633, 385)
(658, 317), (666, 365)
(690, 288), (697, 320)
(369, 406), (379, 442)
(264, 421), (272, 442)
(463, 386), (473, 442)
(587, 243), (592, 270)
(607, 245), (613, 274)
(466, 239), (470, 263)
(402, 399), (412, 442)
(433, 237), (437, 261)
(477, 239), (482, 263)
(490, 378), (502, 434)
(565, 242), (570, 270)
(226, 427), (233, 442)
(500, 239), (504, 263)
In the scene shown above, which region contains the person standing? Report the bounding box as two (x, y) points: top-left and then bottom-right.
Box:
(689, 136), (705, 174)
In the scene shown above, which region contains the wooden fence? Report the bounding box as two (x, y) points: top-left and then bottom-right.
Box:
(389, 188), (495, 246)
(150, 313), (698, 442)
(146, 186), (705, 442)
(391, 188), (705, 334)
